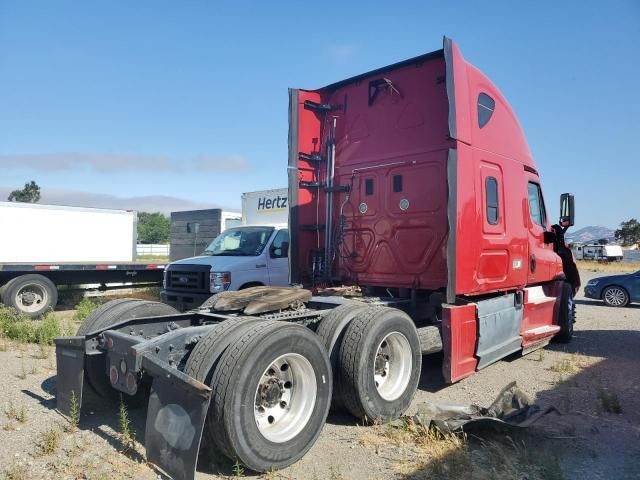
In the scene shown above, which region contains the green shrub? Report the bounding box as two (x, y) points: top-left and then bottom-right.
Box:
(74, 297), (100, 322)
(0, 306), (65, 345)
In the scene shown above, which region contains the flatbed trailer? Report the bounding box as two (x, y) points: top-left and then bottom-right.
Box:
(0, 262), (165, 317)
(55, 37), (580, 480)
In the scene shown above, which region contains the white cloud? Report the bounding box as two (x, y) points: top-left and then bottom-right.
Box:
(0, 152), (250, 173)
(0, 186), (239, 214)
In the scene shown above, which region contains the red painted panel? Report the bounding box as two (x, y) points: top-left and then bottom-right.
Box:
(520, 281), (563, 348)
(441, 303), (478, 383)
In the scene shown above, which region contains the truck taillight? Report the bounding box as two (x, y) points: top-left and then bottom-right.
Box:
(210, 271), (231, 293)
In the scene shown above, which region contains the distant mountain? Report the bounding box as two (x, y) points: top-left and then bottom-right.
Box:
(565, 226), (616, 244)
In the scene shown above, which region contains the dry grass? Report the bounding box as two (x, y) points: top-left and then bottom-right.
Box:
(577, 260), (640, 273)
(37, 426), (61, 455)
(4, 401), (27, 423)
(361, 418), (565, 480)
(3, 463), (28, 480)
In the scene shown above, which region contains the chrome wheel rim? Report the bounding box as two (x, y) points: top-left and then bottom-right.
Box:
(15, 284), (47, 313)
(604, 288), (626, 306)
(373, 332), (412, 401)
(254, 353), (317, 443)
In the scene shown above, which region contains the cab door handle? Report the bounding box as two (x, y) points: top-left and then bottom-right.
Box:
(530, 254), (536, 273)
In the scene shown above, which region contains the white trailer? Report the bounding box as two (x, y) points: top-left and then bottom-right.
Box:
(241, 188), (288, 225)
(0, 202), (164, 317)
(572, 243), (624, 261)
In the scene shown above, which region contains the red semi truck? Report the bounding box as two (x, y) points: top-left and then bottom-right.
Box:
(55, 37), (579, 480)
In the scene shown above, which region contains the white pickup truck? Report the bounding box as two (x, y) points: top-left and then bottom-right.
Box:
(161, 224), (289, 311)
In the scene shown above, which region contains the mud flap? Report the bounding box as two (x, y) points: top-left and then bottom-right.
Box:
(142, 354), (212, 480)
(54, 336), (86, 416)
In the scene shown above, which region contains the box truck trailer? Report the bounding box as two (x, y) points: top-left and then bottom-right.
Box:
(161, 189), (288, 311)
(0, 202), (164, 317)
(55, 37), (579, 480)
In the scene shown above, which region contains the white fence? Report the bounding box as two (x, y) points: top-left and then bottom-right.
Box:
(136, 244), (170, 257)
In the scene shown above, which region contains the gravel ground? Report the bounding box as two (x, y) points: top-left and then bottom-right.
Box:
(1, 269), (639, 479)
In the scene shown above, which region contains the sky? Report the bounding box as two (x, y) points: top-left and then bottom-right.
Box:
(0, 1), (638, 228)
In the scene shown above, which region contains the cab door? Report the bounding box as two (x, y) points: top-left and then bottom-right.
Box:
(525, 175), (556, 283)
(267, 229), (289, 286)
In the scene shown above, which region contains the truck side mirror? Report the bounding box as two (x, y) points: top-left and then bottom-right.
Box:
(559, 193), (574, 227)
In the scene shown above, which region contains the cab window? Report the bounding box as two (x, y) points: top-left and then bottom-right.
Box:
(270, 229), (289, 258)
(527, 182), (547, 227)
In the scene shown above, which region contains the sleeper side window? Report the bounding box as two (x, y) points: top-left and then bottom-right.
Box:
(478, 93), (495, 128)
(527, 182), (547, 227)
(485, 177), (499, 225)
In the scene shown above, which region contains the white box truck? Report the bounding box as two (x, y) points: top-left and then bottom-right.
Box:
(0, 202), (165, 317)
(161, 188), (289, 311)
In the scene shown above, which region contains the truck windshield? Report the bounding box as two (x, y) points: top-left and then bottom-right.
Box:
(202, 227), (275, 257)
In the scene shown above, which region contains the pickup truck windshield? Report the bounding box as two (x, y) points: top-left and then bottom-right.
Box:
(202, 226), (275, 257)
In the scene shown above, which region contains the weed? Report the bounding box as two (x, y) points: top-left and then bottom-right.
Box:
(5, 401), (27, 423)
(0, 306), (68, 345)
(118, 395), (135, 451)
(232, 459), (245, 478)
(0, 339), (8, 351)
(67, 390), (80, 431)
(15, 358), (27, 380)
(328, 465), (344, 480)
(33, 342), (51, 360)
(4, 463), (28, 480)
(38, 427), (61, 455)
(74, 297), (100, 322)
(534, 349), (545, 362)
(597, 387), (622, 414)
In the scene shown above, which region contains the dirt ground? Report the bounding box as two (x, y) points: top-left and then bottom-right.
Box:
(1, 269), (639, 479)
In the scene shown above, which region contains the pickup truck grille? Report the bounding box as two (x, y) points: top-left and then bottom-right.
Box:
(166, 266), (210, 293)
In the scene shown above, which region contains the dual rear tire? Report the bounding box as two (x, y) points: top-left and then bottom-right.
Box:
(184, 320), (332, 473)
(333, 306), (421, 422)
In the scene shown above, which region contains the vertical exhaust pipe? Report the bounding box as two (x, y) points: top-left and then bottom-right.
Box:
(324, 117), (337, 281)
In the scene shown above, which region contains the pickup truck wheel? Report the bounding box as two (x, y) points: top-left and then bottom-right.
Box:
(602, 285), (629, 308)
(315, 303), (368, 410)
(554, 282), (576, 343)
(79, 299), (178, 405)
(207, 321), (331, 472)
(2, 274), (57, 318)
(339, 307), (421, 423)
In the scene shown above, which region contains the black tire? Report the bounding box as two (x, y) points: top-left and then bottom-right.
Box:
(207, 321), (332, 472)
(602, 285), (630, 308)
(76, 298), (142, 335)
(184, 317), (264, 455)
(199, 291), (235, 310)
(1, 274), (57, 318)
(184, 317), (263, 385)
(315, 303), (368, 410)
(555, 282), (576, 343)
(79, 299), (179, 403)
(417, 325), (443, 355)
(339, 307), (421, 422)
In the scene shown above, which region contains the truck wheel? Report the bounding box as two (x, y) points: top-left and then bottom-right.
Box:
(207, 321), (332, 472)
(315, 303), (367, 410)
(602, 285), (629, 308)
(184, 317), (264, 455)
(555, 282), (576, 343)
(184, 317), (263, 385)
(339, 307), (421, 423)
(79, 299), (179, 403)
(199, 291), (235, 310)
(1, 274), (57, 318)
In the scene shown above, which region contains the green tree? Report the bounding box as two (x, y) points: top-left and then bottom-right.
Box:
(614, 219), (640, 246)
(8, 180), (41, 203)
(597, 238), (609, 245)
(137, 212), (170, 244)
